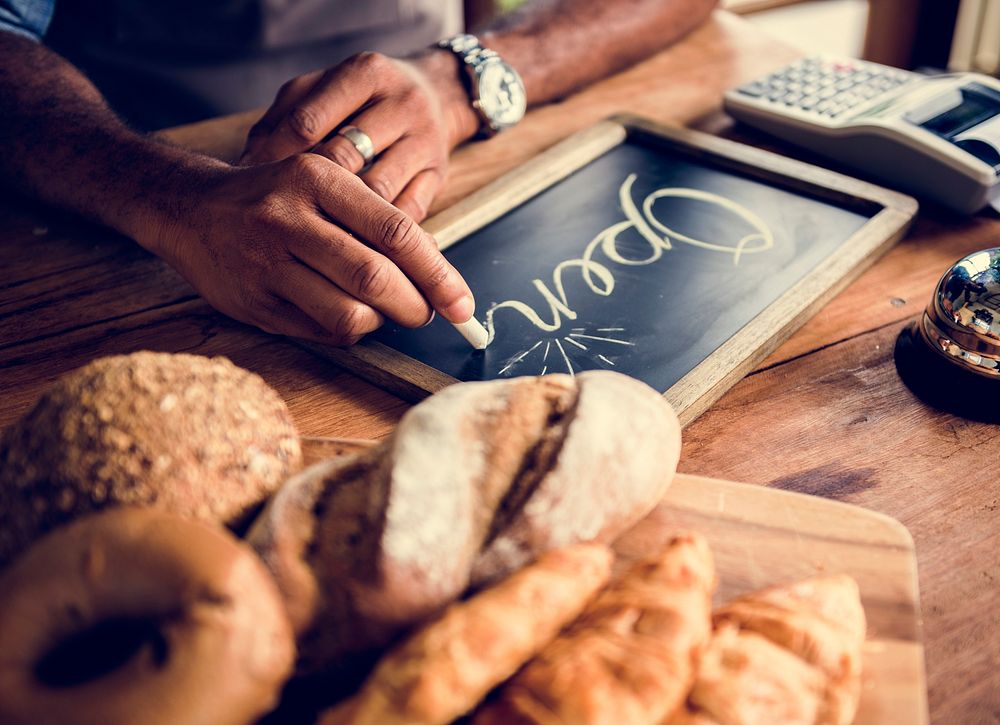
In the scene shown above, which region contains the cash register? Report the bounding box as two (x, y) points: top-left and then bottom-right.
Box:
(724, 57), (1000, 214)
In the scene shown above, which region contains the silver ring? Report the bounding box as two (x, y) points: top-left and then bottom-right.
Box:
(338, 125), (375, 164)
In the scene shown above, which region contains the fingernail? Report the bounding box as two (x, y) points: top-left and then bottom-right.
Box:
(422, 310), (436, 327)
(443, 295), (475, 324)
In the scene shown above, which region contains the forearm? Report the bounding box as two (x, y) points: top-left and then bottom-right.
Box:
(416, 0), (718, 145)
(0, 32), (226, 254)
(484, 0), (719, 105)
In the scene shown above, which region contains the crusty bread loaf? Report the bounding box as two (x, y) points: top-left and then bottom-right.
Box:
(247, 370), (681, 671)
(0, 352), (302, 568)
(471, 370), (683, 586)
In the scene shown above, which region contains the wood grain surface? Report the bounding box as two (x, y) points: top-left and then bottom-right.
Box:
(0, 10), (996, 722)
(624, 472), (926, 725)
(301, 437), (927, 724)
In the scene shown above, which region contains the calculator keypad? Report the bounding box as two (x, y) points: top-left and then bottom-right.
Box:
(736, 57), (913, 119)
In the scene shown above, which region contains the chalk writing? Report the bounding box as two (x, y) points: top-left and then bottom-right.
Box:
(483, 174), (774, 344)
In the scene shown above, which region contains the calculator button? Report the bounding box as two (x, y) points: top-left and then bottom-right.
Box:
(738, 82), (766, 97)
(783, 93), (803, 106)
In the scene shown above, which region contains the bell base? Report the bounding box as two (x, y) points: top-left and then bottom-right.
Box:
(894, 321), (1000, 423)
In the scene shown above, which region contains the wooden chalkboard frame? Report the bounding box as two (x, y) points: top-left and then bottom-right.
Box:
(303, 115), (918, 426)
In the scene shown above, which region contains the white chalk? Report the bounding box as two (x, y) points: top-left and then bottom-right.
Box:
(453, 316), (490, 350)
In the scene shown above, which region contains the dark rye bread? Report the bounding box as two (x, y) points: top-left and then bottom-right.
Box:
(0, 352), (302, 569)
(247, 371), (680, 672)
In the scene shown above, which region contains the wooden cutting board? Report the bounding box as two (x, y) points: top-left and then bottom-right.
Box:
(301, 439), (927, 724)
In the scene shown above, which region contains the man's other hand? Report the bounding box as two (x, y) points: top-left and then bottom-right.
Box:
(154, 154), (474, 346)
(238, 51), (477, 222)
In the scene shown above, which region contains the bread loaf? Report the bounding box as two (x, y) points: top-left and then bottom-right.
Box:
(247, 370), (681, 671)
(0, 352), (302, 568)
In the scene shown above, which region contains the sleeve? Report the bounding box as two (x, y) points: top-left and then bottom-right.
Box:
(0, 0), (55, 41)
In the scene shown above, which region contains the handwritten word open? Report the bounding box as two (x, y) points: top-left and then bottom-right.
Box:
(483, 173), (775, 342)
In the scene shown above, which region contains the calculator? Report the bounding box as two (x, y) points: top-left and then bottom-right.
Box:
(724, 57), (1000, 214)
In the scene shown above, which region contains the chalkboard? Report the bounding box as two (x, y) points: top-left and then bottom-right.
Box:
(306, 117), (917, 425)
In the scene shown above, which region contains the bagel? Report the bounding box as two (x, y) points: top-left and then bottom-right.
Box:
(0, 507), (295, 725)
(248, 370), (681, 671)
(0, 351), (302, 567)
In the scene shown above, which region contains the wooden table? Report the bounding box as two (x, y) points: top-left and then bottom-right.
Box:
(1, 11), (996, 722)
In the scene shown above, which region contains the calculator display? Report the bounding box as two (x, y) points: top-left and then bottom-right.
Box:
(919, 84), (1000, 139)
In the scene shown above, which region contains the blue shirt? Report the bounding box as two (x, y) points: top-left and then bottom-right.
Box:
(0, 0), (53, 40)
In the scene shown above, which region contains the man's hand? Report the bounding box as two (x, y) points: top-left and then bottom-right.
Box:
(238, 51), (477, 222)
(152, 153), (475, 345)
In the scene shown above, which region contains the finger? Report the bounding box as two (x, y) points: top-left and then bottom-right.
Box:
(242, 293), (354, 346)
(393, 167), (445, 222)
(251, 56), (388, 164)
(274, 264), (385, 345)
(359, 137), (440, 204)
(292, 218), (434, 328)
(241, 72), (323, 164)
(315, 170), (475, 324)
(311, 101), (413, 175)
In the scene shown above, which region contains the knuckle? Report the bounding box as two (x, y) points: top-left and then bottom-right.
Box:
(330, 303), (371, 341)
(286, 104), (324, 143)
(352, 51), (383, 72)
(376, 213), (424, 257)
(287, 152), (328, 184)
(366, 174), (397, 201)
(276, 78), (298, 99)
(324, 140), (360, 169)
(350, 257), (393, 300)
(423, 256), (452, 290)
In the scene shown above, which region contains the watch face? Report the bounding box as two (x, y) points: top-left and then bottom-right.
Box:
(478, 61), (527, 129)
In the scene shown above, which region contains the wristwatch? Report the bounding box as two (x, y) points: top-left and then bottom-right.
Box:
(437, 33), (527, 137)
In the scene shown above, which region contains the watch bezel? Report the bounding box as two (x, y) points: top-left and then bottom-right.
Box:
(468, 58), (527, 134)
(438, 34), (526, 137)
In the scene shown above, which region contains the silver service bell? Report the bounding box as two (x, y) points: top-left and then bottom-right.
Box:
(919, 247), (1000, 377)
